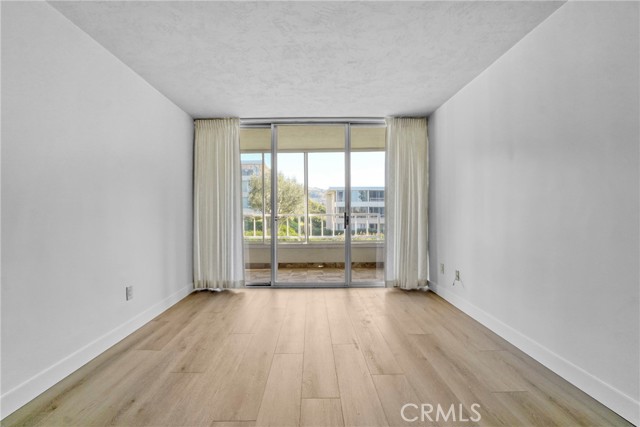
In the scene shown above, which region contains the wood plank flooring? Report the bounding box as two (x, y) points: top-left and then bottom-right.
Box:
(2, 289), (632, 427)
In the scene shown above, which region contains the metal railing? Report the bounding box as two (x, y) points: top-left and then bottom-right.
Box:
(243, 212), (384, 244)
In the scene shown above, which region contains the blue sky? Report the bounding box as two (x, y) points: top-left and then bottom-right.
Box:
(243, 151), (385, 189)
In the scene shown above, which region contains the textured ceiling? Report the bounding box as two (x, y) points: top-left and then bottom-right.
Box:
(50, 1), (564, 118)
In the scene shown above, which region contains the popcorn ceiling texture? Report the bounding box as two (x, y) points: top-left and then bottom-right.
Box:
(51, 1), (564, 118)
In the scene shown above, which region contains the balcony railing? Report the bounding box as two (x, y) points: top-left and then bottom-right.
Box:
(243, 213), (384, 244)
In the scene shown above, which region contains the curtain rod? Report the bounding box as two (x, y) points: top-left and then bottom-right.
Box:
(193, 117), (390, 128)
(239, 117), (386, 125)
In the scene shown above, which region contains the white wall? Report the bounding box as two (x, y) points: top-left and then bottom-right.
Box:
(428, 2), (639, 423)
(1, 2), (193, 418)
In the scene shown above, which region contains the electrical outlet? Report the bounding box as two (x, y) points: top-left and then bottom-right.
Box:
(440, 263), (445, 274)
(126, 286), (133, 301)
(455, 270), (460, 281)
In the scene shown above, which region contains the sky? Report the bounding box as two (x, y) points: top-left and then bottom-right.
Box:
(243, 151), (385, 189)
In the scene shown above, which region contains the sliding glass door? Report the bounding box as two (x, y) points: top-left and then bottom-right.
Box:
(350, 126), (386, 284)
(240, 128), (272, 285)
(240, 122), (385, 287)
(275, 125), (346, 284)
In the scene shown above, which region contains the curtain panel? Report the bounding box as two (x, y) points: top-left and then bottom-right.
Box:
(385, 117), (429, 290)
(193, 118), (245, 289)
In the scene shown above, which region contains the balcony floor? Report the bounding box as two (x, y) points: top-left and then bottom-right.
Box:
(246, 266), (384, 284)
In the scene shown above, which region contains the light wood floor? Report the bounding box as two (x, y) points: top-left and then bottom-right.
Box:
(2, 289), (631, 427)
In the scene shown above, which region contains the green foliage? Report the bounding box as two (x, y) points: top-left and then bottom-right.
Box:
(308, 199), (326, 214)
(243, 217), (300, 239)
(248, 172), (304, 215)
(278, 223), (299, 237)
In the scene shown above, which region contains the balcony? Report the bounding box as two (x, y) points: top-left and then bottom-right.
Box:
(243, 212), (385, 244)
(243, 213), (385, 283)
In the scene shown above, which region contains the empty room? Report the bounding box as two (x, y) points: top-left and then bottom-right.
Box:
(1, 1), (638, 426)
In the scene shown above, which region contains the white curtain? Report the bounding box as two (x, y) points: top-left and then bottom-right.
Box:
(385, 117), (429, 290)
(193, 119), (244, 289)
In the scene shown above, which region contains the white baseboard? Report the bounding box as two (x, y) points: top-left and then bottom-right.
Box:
(428, 280), (639, 426)
(0, 284), (193, 420)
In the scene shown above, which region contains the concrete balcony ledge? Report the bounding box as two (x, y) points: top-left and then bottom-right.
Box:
(244, 241), (383, 249)
(244, 241), (384, 264)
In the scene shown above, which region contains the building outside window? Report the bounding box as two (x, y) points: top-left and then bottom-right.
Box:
(325, 186), (385, 236)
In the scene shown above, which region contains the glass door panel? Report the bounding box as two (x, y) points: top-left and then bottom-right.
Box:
(349, 126), (386, 284)
(307, 151), (345, 283)
(275, 125), (346, 285)
(240, 128), (272, 285)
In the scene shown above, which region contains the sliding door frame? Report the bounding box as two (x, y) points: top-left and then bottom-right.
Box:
(241, 118), (386, 288)
(270, 123), (278, 287)
(344, 123), (352, 286)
